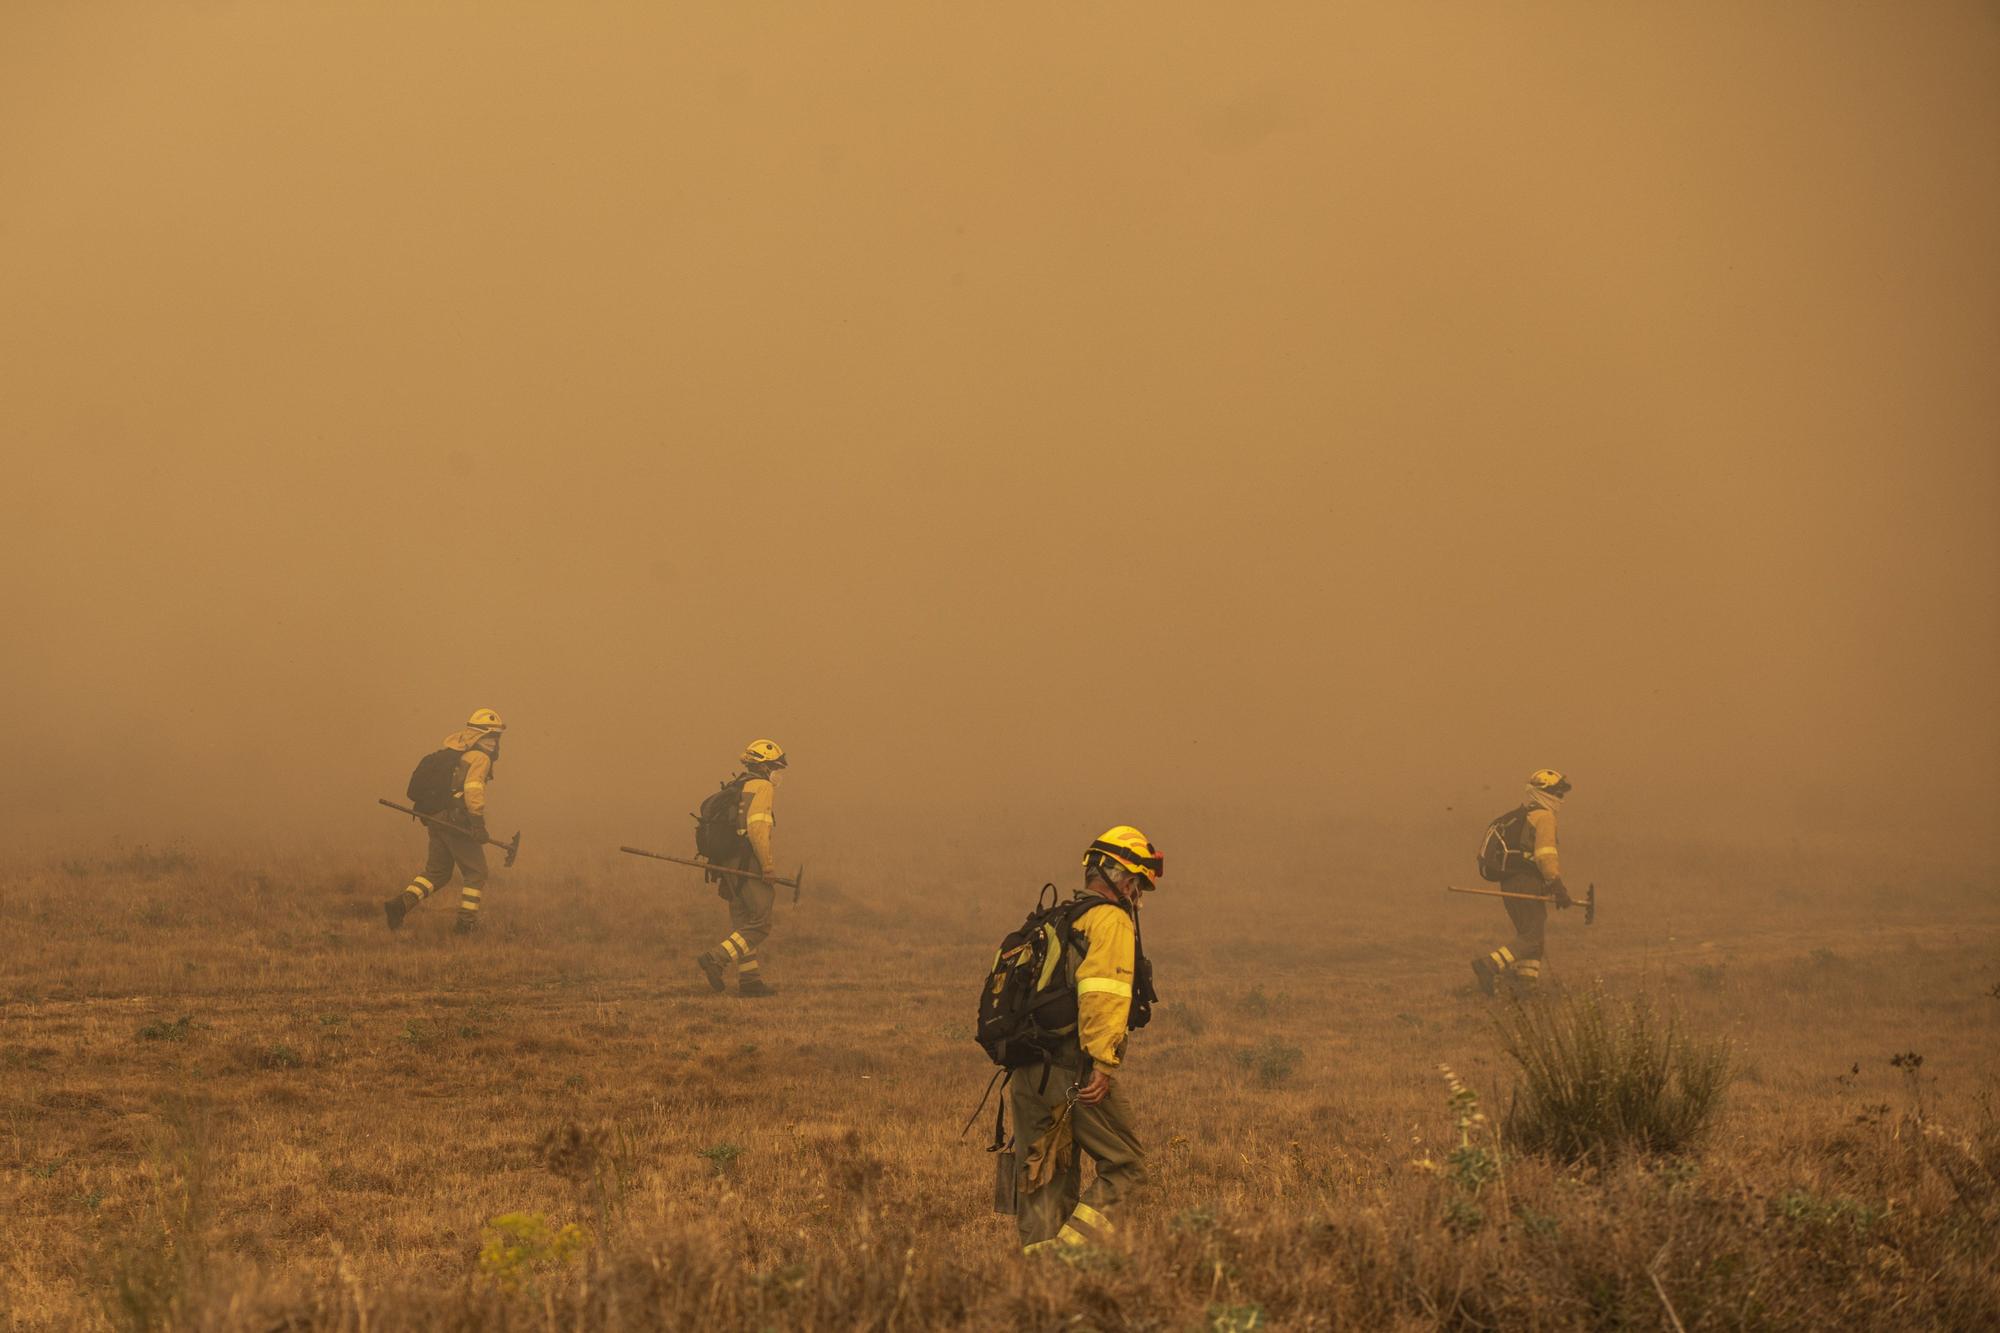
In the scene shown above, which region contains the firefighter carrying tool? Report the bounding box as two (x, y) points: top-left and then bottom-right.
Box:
(382, 710), (511, 935)
(688, 739), (789, 998)
(1465, 769), (1577, 993)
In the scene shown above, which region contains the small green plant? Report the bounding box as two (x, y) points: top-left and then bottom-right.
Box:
(1494, 987), (1732, 1163)
(1240, 985), (1271, 1017)
(1776, 1190), (1881, 1236)
(400, 1020), (442, 1050)
(1422, 1064), (1500, 1234)
(1209, 1303), (1265, 1331)
(696, 1143), (742, 1174)
(476, 1212), (588, 1292)
(1233, 1039), (1301, 1086)
(137, 1015), (195, 1042)
(259, 1044), (301, 1070)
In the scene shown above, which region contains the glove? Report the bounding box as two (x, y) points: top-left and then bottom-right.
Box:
(1552, 883), (1575, 910)
(467, 814), (490, 841)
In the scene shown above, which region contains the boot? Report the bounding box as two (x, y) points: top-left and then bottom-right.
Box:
(384, 892), (415, 931)
(696, 953), (727, 993)
(453, 912), (478, 936)
(737, 976), (777, 998)
(1470, 955), (1497, 996)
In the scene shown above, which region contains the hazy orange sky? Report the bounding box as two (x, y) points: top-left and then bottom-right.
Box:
(3, 3), (1994, 866)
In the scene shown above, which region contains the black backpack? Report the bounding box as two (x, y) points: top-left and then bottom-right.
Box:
(975, 885), (1154, 1069)
(1477, 804), (1536, 882)
(405, 748), (462, 815)
(691, 775), (751, 860)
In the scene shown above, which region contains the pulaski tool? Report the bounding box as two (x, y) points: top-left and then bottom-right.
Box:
(618, 845), (805, 902)
(377, 798), (522, 868)
(1448, 881), (1595, 925)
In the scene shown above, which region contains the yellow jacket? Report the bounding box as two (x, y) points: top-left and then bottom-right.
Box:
(1071, 899), (1139, 1070)
(440, 729), (496, 817)
(736, 776), (776, 873)
(1526, 807), (1562, 883)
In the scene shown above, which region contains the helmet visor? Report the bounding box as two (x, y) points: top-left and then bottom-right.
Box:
(1086, 838), (1163, 881)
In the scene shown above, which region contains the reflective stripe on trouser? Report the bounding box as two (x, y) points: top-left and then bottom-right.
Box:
(1010, 1059), (1146, 1251)
(458, 886), (482, 915)
(713, 875), (774, 972)
(404, 875), (437, 902)
(1514, 958), (1543, 980)
(418, 823), (488, 895)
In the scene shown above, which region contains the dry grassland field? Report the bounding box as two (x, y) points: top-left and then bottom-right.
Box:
(2, 829), (1996, 1331)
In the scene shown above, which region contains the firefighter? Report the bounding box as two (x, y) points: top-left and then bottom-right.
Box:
(383, 709), (506, 935)
(1472, 769), (1575, 993)
(1012, 825), (1161, 1254)
(695, 739), (787, 998)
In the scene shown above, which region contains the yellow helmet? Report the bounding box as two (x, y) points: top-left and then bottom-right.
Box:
(1083, 825), (1164, 887)
(741, 738), (787, 769)
(467, 708), (507, 734)
(1528, 769), (1571, 797)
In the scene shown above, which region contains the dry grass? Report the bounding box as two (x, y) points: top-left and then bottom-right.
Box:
(1, 833), (1996, 1330)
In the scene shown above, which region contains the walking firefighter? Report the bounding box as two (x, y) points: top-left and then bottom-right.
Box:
(383, 710), (508, 935)
(974, 826), (1162, 1254)
(693, 739), (788, 998)
(1470, 769), (1577, 993)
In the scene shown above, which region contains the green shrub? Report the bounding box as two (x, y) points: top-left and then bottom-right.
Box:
(476, 1212), (587, 1292)
(1495, 987), (1732, 1163)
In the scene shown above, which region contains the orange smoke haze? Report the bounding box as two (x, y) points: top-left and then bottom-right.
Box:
(3, 3), (1995, 872)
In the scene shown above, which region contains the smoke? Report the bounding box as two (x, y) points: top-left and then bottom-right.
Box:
(3, 2), (1995, 868)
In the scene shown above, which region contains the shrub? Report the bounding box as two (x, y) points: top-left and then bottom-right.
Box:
(1495, 987), (1732, 1163)
(476, 1212), (587, 1292)
(137, 1015), (196, 1042)
(1233, 1040), (1302, 1086)
(696, 1143), (743, 1174)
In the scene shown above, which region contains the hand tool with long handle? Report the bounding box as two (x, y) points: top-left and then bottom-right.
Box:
(378, 798), (521, 868)
(619, 845), (805, 900)
(1449, 881), (1594, 925)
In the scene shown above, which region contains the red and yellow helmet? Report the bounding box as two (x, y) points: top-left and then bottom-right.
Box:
(1083, 825), (1164, 888)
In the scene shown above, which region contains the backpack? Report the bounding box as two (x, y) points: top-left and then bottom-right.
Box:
(975, 885), (1155, 1069)
(406, 747), (463, 815)
(1477, 804), (1537, 882)
(691, 775), (751, 861)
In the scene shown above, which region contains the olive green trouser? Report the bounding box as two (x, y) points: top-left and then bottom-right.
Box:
(1480, 871), (1547, 982)
(406, 819), (487, 917)
(709, 856), (774, 980)
(1009, 1058), (1146, 1250)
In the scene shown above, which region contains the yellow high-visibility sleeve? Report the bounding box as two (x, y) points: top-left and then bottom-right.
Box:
(456, 749), (492, 816)
(1527, 808), (1561, 881)
(738, 777), (776, 873)
(1073, 902), (1137, 1070)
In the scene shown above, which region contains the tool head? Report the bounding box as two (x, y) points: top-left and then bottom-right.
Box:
(503, 831), (521, 869)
